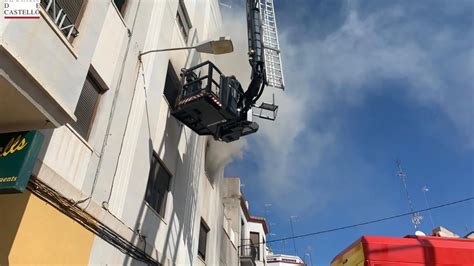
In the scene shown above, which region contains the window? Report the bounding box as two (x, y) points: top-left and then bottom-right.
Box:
(113, 0), (127, 16)
(71, 74), (105, 140)
(250, 232), (260, 260)
(145, 153), (172, 218)
(198, 219), (210, 260)
(176, 0), (192, 42)
(163, 61), (181, 106)
(41, 0), (86, 41)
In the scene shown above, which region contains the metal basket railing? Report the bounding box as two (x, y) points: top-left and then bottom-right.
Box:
(178, 61), (223, 105)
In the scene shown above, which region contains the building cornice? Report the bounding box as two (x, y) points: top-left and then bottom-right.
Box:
(240, 193), (269, 234)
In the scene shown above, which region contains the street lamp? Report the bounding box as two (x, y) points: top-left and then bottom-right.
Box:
(138, 36), (234, 60)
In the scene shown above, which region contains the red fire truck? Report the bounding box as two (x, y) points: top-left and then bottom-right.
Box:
(331, 235), (474, 266)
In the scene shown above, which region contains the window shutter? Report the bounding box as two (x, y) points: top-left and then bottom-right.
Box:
(42, 0), (85, 25)
(71, 75), (102, 140)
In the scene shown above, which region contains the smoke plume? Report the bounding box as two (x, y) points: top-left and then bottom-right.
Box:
(205, 137), (247, 181)
(198, 3), (251, 181)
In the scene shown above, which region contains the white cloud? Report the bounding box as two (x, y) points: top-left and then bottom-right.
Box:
(221, 0), (474, 212)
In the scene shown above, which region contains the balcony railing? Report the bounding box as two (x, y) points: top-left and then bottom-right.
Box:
(41, 0), (81, 41)
(240, 239), (257, 263)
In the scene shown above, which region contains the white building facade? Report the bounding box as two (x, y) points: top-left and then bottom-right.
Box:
(0, 0), (268, 265)
(267, 254), (305, 266)
(223, 177), (270, 266)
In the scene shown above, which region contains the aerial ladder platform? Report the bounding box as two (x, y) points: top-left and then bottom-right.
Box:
(172, 0), (285, 142)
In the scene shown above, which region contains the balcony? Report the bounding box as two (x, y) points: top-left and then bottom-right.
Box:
(0, 0), (110, 133)
(240, 239), (257, 266)
(40, 0), (81, 42)
(0, 48), (76, 133)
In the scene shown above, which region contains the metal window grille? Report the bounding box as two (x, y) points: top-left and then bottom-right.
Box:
(71, 74), (103, 140)
(40, 0), (84, 41)
(145, 153), (172, 218)
(176, 0), (192, 42)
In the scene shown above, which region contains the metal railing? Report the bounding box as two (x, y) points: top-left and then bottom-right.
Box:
(240, 239), (257, 261)
(41, 0), (80, 41)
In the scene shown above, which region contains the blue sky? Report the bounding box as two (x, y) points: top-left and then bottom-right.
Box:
(221, 0), (473, 264)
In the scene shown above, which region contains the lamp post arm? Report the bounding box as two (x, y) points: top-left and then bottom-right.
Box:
(139, 46), (196, 59)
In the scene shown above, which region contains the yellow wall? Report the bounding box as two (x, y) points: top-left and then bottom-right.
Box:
(0, 191), (94, 265)
(331, 242), (365, 266)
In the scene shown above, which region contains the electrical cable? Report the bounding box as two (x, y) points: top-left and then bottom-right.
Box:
(105, 62), (143, 204)
(82, 0), (142, 209)
(139, 60), (153, 138)
(28, 177), (159, 265)
(35, 2), (157, 262)
(240, 196), (474, 247)
(104, 0), (146, 205)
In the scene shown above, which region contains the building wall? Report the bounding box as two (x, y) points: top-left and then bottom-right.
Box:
(248, 221), (268, 265)
(81, 0), (229, 264)
(0, 0), (110, 129)
(267, 254), (306, 266)
(0, 0), (247, 265)
(223, 177), (271, 266)
(0, 191), (94, 265)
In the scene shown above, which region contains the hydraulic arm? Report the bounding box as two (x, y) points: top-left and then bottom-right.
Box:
(242, 0), (267, 114)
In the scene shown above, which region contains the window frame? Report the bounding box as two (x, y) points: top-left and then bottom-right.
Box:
(112, 0), (128, 17)
(250, 231), (260, 260)
(144, 152), (173, 219)
(163, 61), (181, 107)
(70, 72), (106, 141)
(176, 0), (192, 42)
(198, 219), (210, 261)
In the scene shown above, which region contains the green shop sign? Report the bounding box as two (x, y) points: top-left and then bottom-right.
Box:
(0, 131), (44, 194)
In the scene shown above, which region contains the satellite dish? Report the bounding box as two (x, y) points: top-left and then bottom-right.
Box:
(415, 230), (426, 236)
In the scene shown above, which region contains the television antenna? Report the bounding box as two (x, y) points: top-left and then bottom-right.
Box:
(421, 185), (435, 229)
(289, 215), (299, 256)
(305, 245), (314, 266)
(263, 203), (274, 246)
(396, 160), (423, 229)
